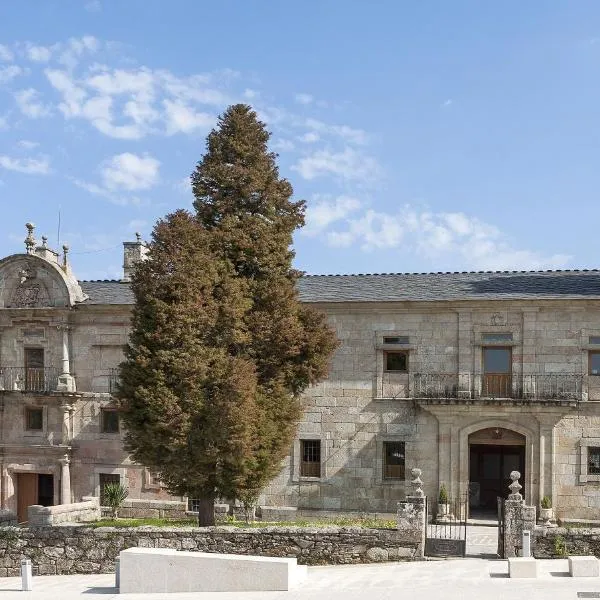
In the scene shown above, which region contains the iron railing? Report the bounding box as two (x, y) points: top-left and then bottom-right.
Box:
(0, 367), (59, 393)
(391, 373), (585, 401)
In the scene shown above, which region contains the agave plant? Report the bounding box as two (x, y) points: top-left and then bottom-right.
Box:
(103, 483), (129, 519)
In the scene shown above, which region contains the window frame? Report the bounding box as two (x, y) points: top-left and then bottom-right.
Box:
(100, 408), (120, 434)
(589, 351), (600, 376)
(382, 441), (406, 480)
(300, 439), (322, 478)
(25, 407), (43, 431)
(579, 438), (600, 483)
(384, 350), (409, 373)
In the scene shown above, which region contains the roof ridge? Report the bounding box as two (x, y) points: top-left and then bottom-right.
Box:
(302, 269), (599, 277)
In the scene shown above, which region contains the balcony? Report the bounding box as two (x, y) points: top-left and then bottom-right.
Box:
(388, 373), (584, 402)
(0, 367), (60, 393)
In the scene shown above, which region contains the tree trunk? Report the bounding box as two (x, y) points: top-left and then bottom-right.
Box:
(197, 496), (215, 527)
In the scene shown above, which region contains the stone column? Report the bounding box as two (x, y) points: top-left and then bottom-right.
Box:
(60, 455), (71, 505)
(537, 416), (557, 509)
(437, 418), (453, 498)
(457, 311), (472, 397)
(60, 403), (73, 445)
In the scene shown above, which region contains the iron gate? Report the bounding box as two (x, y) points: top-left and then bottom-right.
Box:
(497, 496), (505, 558)
(424, 494), (468, 557)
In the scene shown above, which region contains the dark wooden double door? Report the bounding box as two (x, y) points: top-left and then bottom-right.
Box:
(16, 473), (54, 524)
(469, 444), (525, 510)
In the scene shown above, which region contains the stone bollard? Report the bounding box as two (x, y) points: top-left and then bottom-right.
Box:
(21, 558), (32, 591)
(115, 557), (120, 589)
(522, 531), (531, 558)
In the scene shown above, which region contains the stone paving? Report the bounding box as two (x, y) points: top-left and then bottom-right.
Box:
(0, 558), (598, 599)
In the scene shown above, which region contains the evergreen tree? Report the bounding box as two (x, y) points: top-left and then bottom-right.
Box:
(118, 105), (338, 525)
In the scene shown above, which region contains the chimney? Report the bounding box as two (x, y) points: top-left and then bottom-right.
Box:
(122, 233), (148, 282)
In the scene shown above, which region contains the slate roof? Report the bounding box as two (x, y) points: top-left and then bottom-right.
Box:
(79, 270), (600, 305)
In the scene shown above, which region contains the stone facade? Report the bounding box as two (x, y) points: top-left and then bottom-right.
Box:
(0, 526), (421, 576)
(2, 223), (600, 523)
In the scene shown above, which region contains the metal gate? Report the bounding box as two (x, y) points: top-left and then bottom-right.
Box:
(497, 496), (505, 558)
(424, 495), (468, 557)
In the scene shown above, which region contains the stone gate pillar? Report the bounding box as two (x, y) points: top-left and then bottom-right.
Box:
(396, 468), (426, 558)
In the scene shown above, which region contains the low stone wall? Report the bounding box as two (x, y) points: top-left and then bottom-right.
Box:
(28, 498), (100, 527)
(0, 510), (17, 527)
(101, 499), (188, 519)
(533, 527), (600, 558)
(0, 525), (422, 576)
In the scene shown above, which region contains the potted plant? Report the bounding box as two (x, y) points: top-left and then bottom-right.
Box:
(438, 484), (450, 516)
(540, 496), (553, 525)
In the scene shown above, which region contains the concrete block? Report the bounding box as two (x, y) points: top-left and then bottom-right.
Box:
(508, 557), (537, 578)
(568, 556), (600, 577)
(119, 547), (307, 593)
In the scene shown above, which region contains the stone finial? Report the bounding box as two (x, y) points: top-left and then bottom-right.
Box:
(135, 232), (142, 243)
(24, 222), (36, 254)
(41, 236), (48, 248)
(62, 244), (69, 269)
(410, 467), (424, 498)
(508, 470), (523, 501)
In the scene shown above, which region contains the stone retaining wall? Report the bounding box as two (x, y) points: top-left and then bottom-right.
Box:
(28, 498), (100, 527)
(0, 526), (422, 576)
(533, 527), (600, 559)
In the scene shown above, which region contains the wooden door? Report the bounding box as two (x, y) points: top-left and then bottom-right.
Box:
(16, 473), (38, 524)
(482, 347), (512, 397)
(24, 348), (44, 392)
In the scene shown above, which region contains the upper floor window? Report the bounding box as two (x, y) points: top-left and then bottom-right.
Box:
(589, 447), (600, 475)
(385, 351), (408, 372)
(101, 408), (120, 433)
(24, 348), (45, 392)
(25, 407), (43, 431)
(383, 336), (409, 345)
(590, 336), (600, 346)
(589, 351), (600, 376)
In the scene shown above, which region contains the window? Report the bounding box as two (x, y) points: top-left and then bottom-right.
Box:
(24, 347), (45, 392)
(385, 351), (408, 372)
(99, 473), (120, 505)
(25, 407), (43, 431)
(383, 336), (409, 345)
(589, 448), (600, 475)
(300, 440), (321, 477)
(101, 409), (119, 433)
(482, 333), (513, 343)
(383, 441), (405, 479)
(590, 336), (600, 345)
(590, 352), (600, 376)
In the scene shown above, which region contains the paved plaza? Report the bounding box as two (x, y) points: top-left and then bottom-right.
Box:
(0, 558), (599, 599)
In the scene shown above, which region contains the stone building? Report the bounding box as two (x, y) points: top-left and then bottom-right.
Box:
(1, 223), (600, 522)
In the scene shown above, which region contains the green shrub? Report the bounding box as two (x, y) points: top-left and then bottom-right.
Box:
(554, 535), (567, 557)
(103, 483), (129, 519)
(438, 484), (449, 504)
(541, 496), (552, 509)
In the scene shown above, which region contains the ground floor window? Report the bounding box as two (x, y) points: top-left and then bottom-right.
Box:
(99, 473), (121, 505)
(589, 447), (600, 475)
(383, 441), (405, 479)
(300, 439), (321, 477)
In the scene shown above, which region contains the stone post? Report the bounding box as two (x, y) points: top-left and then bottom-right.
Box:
(60, 403), (73, 445)
(396, 468), (426, 558)
(503, 471), (537, 558)
(60, 454), (71, 505)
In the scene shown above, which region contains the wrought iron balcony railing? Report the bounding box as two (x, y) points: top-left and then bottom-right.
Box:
(0, 367), (60, 393)
(108, 368), (120, 395)
(407, 373), (584, 401)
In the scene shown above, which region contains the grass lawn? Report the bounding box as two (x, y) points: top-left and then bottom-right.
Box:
(88, 515), (397, 529)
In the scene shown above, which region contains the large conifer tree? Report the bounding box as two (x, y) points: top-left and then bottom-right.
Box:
(118, 105), (338, 525)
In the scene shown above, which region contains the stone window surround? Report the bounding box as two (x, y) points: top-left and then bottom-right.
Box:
(143, 467), (162, 490)
(292, 433), (327, 483)
(23, 405), (45, 435)
(100, 407), (120, 434)
(375, 331), (414, 399)
(93, 467), (128, 499)
(579, 438), (600, 483)
(376, 434), (408, 486)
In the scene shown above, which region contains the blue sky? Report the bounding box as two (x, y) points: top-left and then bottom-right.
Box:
(1, 1), (600, 280)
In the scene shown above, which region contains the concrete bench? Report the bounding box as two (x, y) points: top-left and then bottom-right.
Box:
(118, 547), (308, 594)
(508, 557), (537, 578)
(568, 556), (600, 577)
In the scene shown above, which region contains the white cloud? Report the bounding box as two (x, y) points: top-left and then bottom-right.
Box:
(101, 153), (160, 191)
(0, 155), (50, 175)
(442, 98), (452, 107)
(15, 88), (51, 118)
(174, 176), (192, 194)
(295, 93), (313, 105)
(58, 36), (100, 70)
(304, 118), (368, 145)
(17, 140), (39, 150)
(303, 195), (362, 235)
(26, 44), (54, 62)
(0, 116), (8, 130)
(163, 100), (213, 134)
(0, 65), (24, 84)
(0, 44), (14, 62)
(243, 88), (259, 99)
(292, 147), (381, 183)
(299, 132), (320, 143)
(323, 207), (570, 271)
(85, 0), (102, 11)
(271, 138), (295, 152)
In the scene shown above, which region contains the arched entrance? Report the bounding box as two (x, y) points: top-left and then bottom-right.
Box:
(468, 428), (525, 515)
